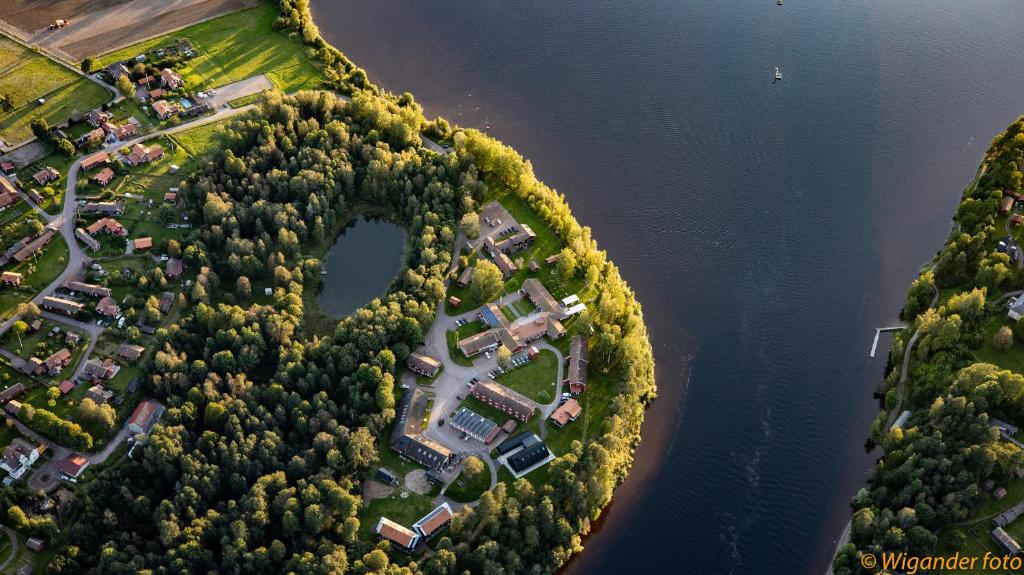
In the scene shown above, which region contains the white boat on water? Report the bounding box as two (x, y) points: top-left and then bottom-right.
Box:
(774, 67), (783, 81)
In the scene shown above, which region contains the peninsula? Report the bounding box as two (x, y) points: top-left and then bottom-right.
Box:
(0, 0), (656, 572)
(832, 118), (1024, 574)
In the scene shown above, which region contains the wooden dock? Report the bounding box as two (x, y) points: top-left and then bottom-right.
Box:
(870, 326), (906, 358)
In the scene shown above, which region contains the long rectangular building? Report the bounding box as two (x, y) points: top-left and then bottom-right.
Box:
(375, 517), (419, 550)
(64, 281), (112, 298)
(566, 335), (589, 395)
(42, 296), (84, 316)
(471, 380), (537, 422)
(75, 228), (101, 251)
(12, 230), (54, 263)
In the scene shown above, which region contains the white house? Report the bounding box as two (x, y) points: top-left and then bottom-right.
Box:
(0, 439), (40, 479)
(1009, 296), (1024, 321)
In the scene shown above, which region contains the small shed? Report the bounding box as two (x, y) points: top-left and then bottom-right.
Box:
(528, 346), (540, 361)
(1001, 196), (1016, 215)
(376, 467), (397, 485)
(448, 295), (461, 308)
(26, 537), (44, 552)
(996, 487), (1009, 500)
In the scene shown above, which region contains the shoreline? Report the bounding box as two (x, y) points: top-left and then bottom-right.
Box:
(305, 1), (678, 569)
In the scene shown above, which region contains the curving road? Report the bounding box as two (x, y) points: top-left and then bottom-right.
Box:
(0, 85), (263, 492)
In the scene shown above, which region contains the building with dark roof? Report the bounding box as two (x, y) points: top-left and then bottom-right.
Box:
(64, 281), (111, 298)
(497, 432), (553, 478)
(391, 389), (453, 470)
(521, 278), (564, 318)
(491, 224), (536, 255)
(128, 399), (161, 434)
(483, 237), (518, 277)
(58, 453), (89, 481)
(450, 407), (500, 443)
(392, 434), (452, 470)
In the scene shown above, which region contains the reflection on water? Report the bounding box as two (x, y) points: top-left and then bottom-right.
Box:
(317, 217), (406, 317)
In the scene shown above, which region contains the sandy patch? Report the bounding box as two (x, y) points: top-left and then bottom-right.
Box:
(361, 479), (394, 507)
(405, 469), (432, 495)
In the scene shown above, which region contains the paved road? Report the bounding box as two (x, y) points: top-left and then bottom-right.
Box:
(0, 94), (255, 491)
(0, 523), (18, 572)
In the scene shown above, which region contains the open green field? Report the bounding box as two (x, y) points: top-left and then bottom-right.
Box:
(0, 55), (79, 110)
(512, 298), (535, 316)
(0, 36), (110, 142)
(97, 5), (323, 94)
(171, 120), (227, 156)
(0, 36), (29, 71)
(0, 77), (109, 144)
(496, 349), (558, 404)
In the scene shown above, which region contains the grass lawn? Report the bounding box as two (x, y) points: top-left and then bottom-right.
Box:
(544, 368), (617, 456)
(0, 73), (109, 143)
(495, 349), (558, 404)
(500, 304), (518, 320)
(229, 92), (266, 108)
(97, 5), (323, 94)
(512, 298), (535, 316)
(445, 282), (481, 313)
(0, 235), (70, 319)
(974, 314), (1024, 374)
(445, 464), (490, 503)
(15, 151), (76, 215)
(171, 120), (229, 156)
(445, 330), (474, 368)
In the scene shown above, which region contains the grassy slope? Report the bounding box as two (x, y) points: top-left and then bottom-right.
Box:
(97, 5), (323, 94)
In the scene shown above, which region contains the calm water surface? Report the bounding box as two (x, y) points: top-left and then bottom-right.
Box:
(310, 1), (1024, 573)
(317, 218), (405, 317)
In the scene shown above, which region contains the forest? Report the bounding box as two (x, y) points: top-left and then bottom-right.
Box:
(33, 1), (658, 571)
(831, 118), (1024, 574)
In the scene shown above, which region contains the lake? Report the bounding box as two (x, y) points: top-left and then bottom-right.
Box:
(317, 218), (406, 318)
(309, 1), (1024, 573)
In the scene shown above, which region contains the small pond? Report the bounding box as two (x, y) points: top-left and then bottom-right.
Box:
(317, 217), (406, 317)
